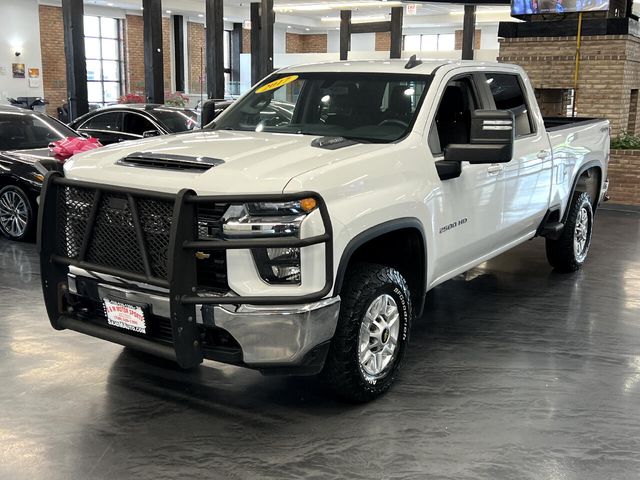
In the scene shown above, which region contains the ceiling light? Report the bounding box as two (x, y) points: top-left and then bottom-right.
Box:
(449, 7), (511, 15)
(274, 1), (402, 12)
(166, 10), (172, 14)
(321, 14), (387, 23)
(198, 14), (204, 18)
(275, 4), (331, 12)
(305, 28), (310, 31)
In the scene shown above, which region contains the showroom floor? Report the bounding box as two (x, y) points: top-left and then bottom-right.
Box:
(1, 208), (640, 480)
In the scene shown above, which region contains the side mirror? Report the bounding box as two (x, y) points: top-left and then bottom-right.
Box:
(142, 130), (160, 138)
(444, 110), (515, 165)
(201, 99), (217, 127)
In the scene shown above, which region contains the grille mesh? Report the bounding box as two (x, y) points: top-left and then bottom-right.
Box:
(55, 185), (230, 290)
(56, 186), (95, 260)
(56, 186), (174, 280)
(85, 193), (146, 274)
(139, 198), (174, 279)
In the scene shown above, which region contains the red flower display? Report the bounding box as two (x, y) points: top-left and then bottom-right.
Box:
(49, 136), (103, 162)
(118, 93), (146, 104)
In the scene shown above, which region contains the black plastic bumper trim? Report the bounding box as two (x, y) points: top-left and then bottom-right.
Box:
(58, 315), (177, 361)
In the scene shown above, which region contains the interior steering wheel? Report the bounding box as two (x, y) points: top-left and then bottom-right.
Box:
(378, 119), (409, 129)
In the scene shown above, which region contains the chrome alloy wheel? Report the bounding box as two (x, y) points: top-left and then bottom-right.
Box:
(358, 294), (401, 380)
(574, 206), (590, 262)
(0, 190), (28, 239)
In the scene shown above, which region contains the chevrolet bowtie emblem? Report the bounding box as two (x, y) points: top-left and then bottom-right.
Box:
(195, 251), (211, 260)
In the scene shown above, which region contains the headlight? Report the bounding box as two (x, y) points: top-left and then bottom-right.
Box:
(218, 199), (318, 285)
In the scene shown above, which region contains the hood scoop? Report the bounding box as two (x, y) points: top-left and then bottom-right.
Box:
(116, 152), (225, 172)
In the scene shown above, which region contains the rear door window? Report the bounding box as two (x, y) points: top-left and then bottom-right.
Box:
(81, 112), (122, 132)
(122, 112), (157, 136)
(486, 73), (534, 137)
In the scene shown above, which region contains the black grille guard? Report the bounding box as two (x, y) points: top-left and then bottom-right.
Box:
(37, 171), (334, 368)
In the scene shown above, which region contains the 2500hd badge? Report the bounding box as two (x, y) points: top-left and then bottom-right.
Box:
(439, 218), (468, 234)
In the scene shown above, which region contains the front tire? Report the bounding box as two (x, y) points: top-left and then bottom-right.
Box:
(0, 185), (35, 242)
(322, 263), (412, 403)
(545, 192), (594, 273)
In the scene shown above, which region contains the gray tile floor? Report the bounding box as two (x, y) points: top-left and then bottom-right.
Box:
(1, 208), (640, 480)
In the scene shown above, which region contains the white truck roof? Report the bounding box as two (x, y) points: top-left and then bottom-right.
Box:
(277, 59), (516, 76)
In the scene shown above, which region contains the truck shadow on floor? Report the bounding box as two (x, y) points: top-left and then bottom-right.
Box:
(100, 238), (598, 417)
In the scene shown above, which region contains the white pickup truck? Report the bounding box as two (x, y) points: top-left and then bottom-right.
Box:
(38, 59), (609, 402)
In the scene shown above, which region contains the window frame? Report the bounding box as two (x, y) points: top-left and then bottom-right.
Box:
(428, 73), (485, 156)
(84, 15), (125, 106)
(403, 33), (457, 52)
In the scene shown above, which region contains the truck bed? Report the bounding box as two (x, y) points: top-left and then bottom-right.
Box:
(543, 117), (603, 132)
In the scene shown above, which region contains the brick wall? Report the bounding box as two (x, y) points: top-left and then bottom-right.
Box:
(121, 14), (173, 96)
(285, 33), (327, 53)
(124, 15), (145, 94)
(39, 5), (66, 115)
(162, 17), (172, 91)
(498, 35), (640, 136)
(608, 150), (640, 205)
(243, 28), (251, 53)
(187, 22), (205, 95)
(375, 32), (390, 52)
(39, 9), (174, 109)
(454, 30), (482, 50)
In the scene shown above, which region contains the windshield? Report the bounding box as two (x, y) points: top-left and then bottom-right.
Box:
(153, 108), (199, 133)
(0, 111), (78, 150)
(212, 72), (431, 143)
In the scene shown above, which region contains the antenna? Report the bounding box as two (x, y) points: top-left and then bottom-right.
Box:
(405, 55), (423, 70)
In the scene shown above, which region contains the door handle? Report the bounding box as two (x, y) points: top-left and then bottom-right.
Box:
(537, 150), (550, 159)
(487, 164), (504, 175)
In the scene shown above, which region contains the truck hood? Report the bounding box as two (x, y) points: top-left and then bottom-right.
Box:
(64, 130), (380, 194)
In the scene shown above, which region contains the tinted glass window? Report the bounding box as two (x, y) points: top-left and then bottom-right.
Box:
(152, 108), (198, 132)
(213, 73), (431, 143)
(81, 112), (122, 131)
(0, 112), (78, 150)
(122, 112), (156, 136)
(431, 76), (479, 154)
(487, 73), (533, 136)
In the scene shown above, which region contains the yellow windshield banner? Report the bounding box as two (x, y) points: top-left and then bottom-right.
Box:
(256, 75), (299, 94)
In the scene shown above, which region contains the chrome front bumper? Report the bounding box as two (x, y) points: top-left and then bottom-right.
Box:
(68, 274), (341, 369)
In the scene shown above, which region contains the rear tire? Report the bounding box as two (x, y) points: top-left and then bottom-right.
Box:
(545, 192), (593, 273)
(322, 263), (412, 403)
(0, 185), (35, 242)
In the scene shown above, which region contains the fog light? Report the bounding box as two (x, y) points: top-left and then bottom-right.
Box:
(253, 247), (301, 284)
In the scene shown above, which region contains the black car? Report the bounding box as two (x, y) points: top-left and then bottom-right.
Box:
(0, 106), (82, 241)
(69, 104), (199, 145)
